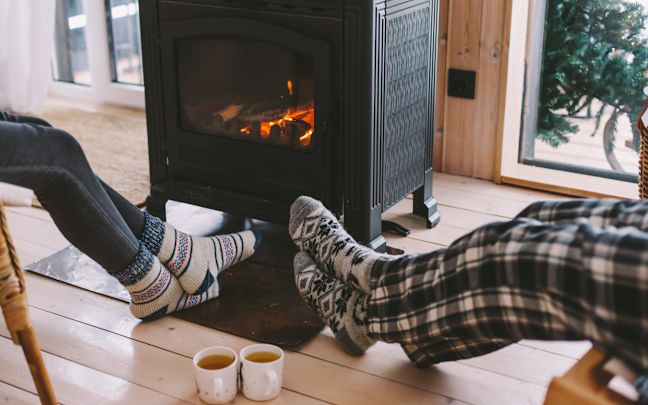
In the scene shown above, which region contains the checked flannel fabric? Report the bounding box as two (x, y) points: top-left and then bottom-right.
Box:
(366, 199), (648, 370)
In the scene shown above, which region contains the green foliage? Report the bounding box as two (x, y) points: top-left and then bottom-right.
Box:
(538, 0), (648, 148)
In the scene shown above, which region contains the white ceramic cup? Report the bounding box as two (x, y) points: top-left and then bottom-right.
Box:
(193, 346), (239, 404)
(239, 344), (284, 401)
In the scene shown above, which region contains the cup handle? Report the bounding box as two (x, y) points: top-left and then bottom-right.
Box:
(213, 378), (224, 399)
(264, 370), (278, 396)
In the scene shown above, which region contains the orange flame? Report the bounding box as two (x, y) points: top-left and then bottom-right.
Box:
(237, 80), (314, 146)
(262, 108), (313, 137)
(299, 128), (314, 146)
(241, 106), (314, 145)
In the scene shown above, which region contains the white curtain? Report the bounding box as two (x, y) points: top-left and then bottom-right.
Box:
(0, 0), (56, 114)
(0, 0), (55, 205)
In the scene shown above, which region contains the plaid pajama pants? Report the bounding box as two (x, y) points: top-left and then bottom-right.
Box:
(366, 199), (648, 371)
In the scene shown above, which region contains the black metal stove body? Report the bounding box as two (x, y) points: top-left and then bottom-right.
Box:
(141, 0), (440, 251)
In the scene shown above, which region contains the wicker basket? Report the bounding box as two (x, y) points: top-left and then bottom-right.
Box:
(638, 104), (648, 199)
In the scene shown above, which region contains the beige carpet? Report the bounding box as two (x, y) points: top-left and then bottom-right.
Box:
(42, 102), (150, 205)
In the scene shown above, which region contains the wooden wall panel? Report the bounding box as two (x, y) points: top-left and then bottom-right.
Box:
(442, 0), (483, 175)
(472, 0), (506, 179)
(436, 0), (509, 181)
(493, 0), (513, 183)
(433, 0), (449, 172)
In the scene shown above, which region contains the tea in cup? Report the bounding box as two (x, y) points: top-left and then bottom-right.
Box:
(193, 346), (238, 404)
(239, 344), (284, 401)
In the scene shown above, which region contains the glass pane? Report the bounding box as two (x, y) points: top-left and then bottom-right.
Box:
(53, 0), (91, 85)
(107, 0), (143, 85)
(521, 0), (648, 181)
(177, 37), (315, 150)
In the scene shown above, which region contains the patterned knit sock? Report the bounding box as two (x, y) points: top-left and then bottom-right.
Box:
(140, 211), (261, 294)
(294, 252), (375, 354)
(113, 244), (220, 320)
(289, 196), (390, 294)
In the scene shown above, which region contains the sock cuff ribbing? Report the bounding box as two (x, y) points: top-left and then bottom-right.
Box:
(113, 243), (155, 286)
(142, 211), (166, 255)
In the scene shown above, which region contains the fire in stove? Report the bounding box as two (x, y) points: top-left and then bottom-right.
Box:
(239, 80), (314, 148)
(183, 79), (315, 150)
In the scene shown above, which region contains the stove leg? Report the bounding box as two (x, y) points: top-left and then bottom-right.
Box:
(146, 194), (168, 221)
(366, 233), (387, 253)
(413, 172), (440, 229)
(344, 204), (387, 253)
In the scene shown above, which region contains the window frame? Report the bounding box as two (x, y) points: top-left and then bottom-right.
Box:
(49, 0), (144, 109)
(497, 0), (638, 199)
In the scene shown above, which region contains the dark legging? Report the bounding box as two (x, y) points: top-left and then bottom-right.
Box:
(0, 112), (147, 273)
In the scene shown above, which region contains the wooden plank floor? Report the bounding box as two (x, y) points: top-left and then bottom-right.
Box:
(0, 173), (592, 404)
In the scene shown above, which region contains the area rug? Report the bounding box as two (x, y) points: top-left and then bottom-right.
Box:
(25, 201), (325, 347)
(41, 102), (150, 205)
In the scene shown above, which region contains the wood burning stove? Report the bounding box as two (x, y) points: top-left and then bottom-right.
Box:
(141, 0), (440, 251)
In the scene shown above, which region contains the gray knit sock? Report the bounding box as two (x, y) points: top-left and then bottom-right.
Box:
(294, 252), (375, 355)
(289, 196), (390, 294)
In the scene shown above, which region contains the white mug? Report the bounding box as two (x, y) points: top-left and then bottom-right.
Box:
(193, 346), (239, 404)
(240, 344), (284, 401)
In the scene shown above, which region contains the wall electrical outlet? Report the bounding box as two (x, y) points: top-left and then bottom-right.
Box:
(447, 68), (476, 99)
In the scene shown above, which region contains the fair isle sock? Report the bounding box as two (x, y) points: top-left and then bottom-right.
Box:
(294, 252), (375, 355)
(113, 244), (220, 320)
(289, 196), (389, 294)
(141, 211), (261, 294)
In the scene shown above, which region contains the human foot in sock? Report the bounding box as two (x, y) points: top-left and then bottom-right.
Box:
(294, 252), (375, 354)
(289, 196), (390, 294)
(140, 211), (261, 294)
(113, 244), (220, 320)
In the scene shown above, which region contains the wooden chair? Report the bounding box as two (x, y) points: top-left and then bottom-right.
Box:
(639, 104), (648, 199)
(0, 202), (56, 404)
(544, 348), (635, 404)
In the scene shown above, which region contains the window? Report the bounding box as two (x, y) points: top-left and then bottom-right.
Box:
(106, 0), (143, 85)
(499, 0), (644, 198)
(52, 0), (91, 85)
(521, 0), (648, 183)
(50, 0), (144, 108)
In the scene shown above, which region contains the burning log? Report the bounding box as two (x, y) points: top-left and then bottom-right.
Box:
(181, 89), (315, 148)
(269, 124), (281, 142)
(216, 103), (245, 122)
(238, 103), (315, 147)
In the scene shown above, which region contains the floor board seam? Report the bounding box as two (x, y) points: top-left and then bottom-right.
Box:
(297, 351), (493, 403)
(20, 301), (420, 402)
(515, 342), (585, 360)
(0, 335), (194, 404)
(0, 379), (40, 399)
(455, 359), (553, 389)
